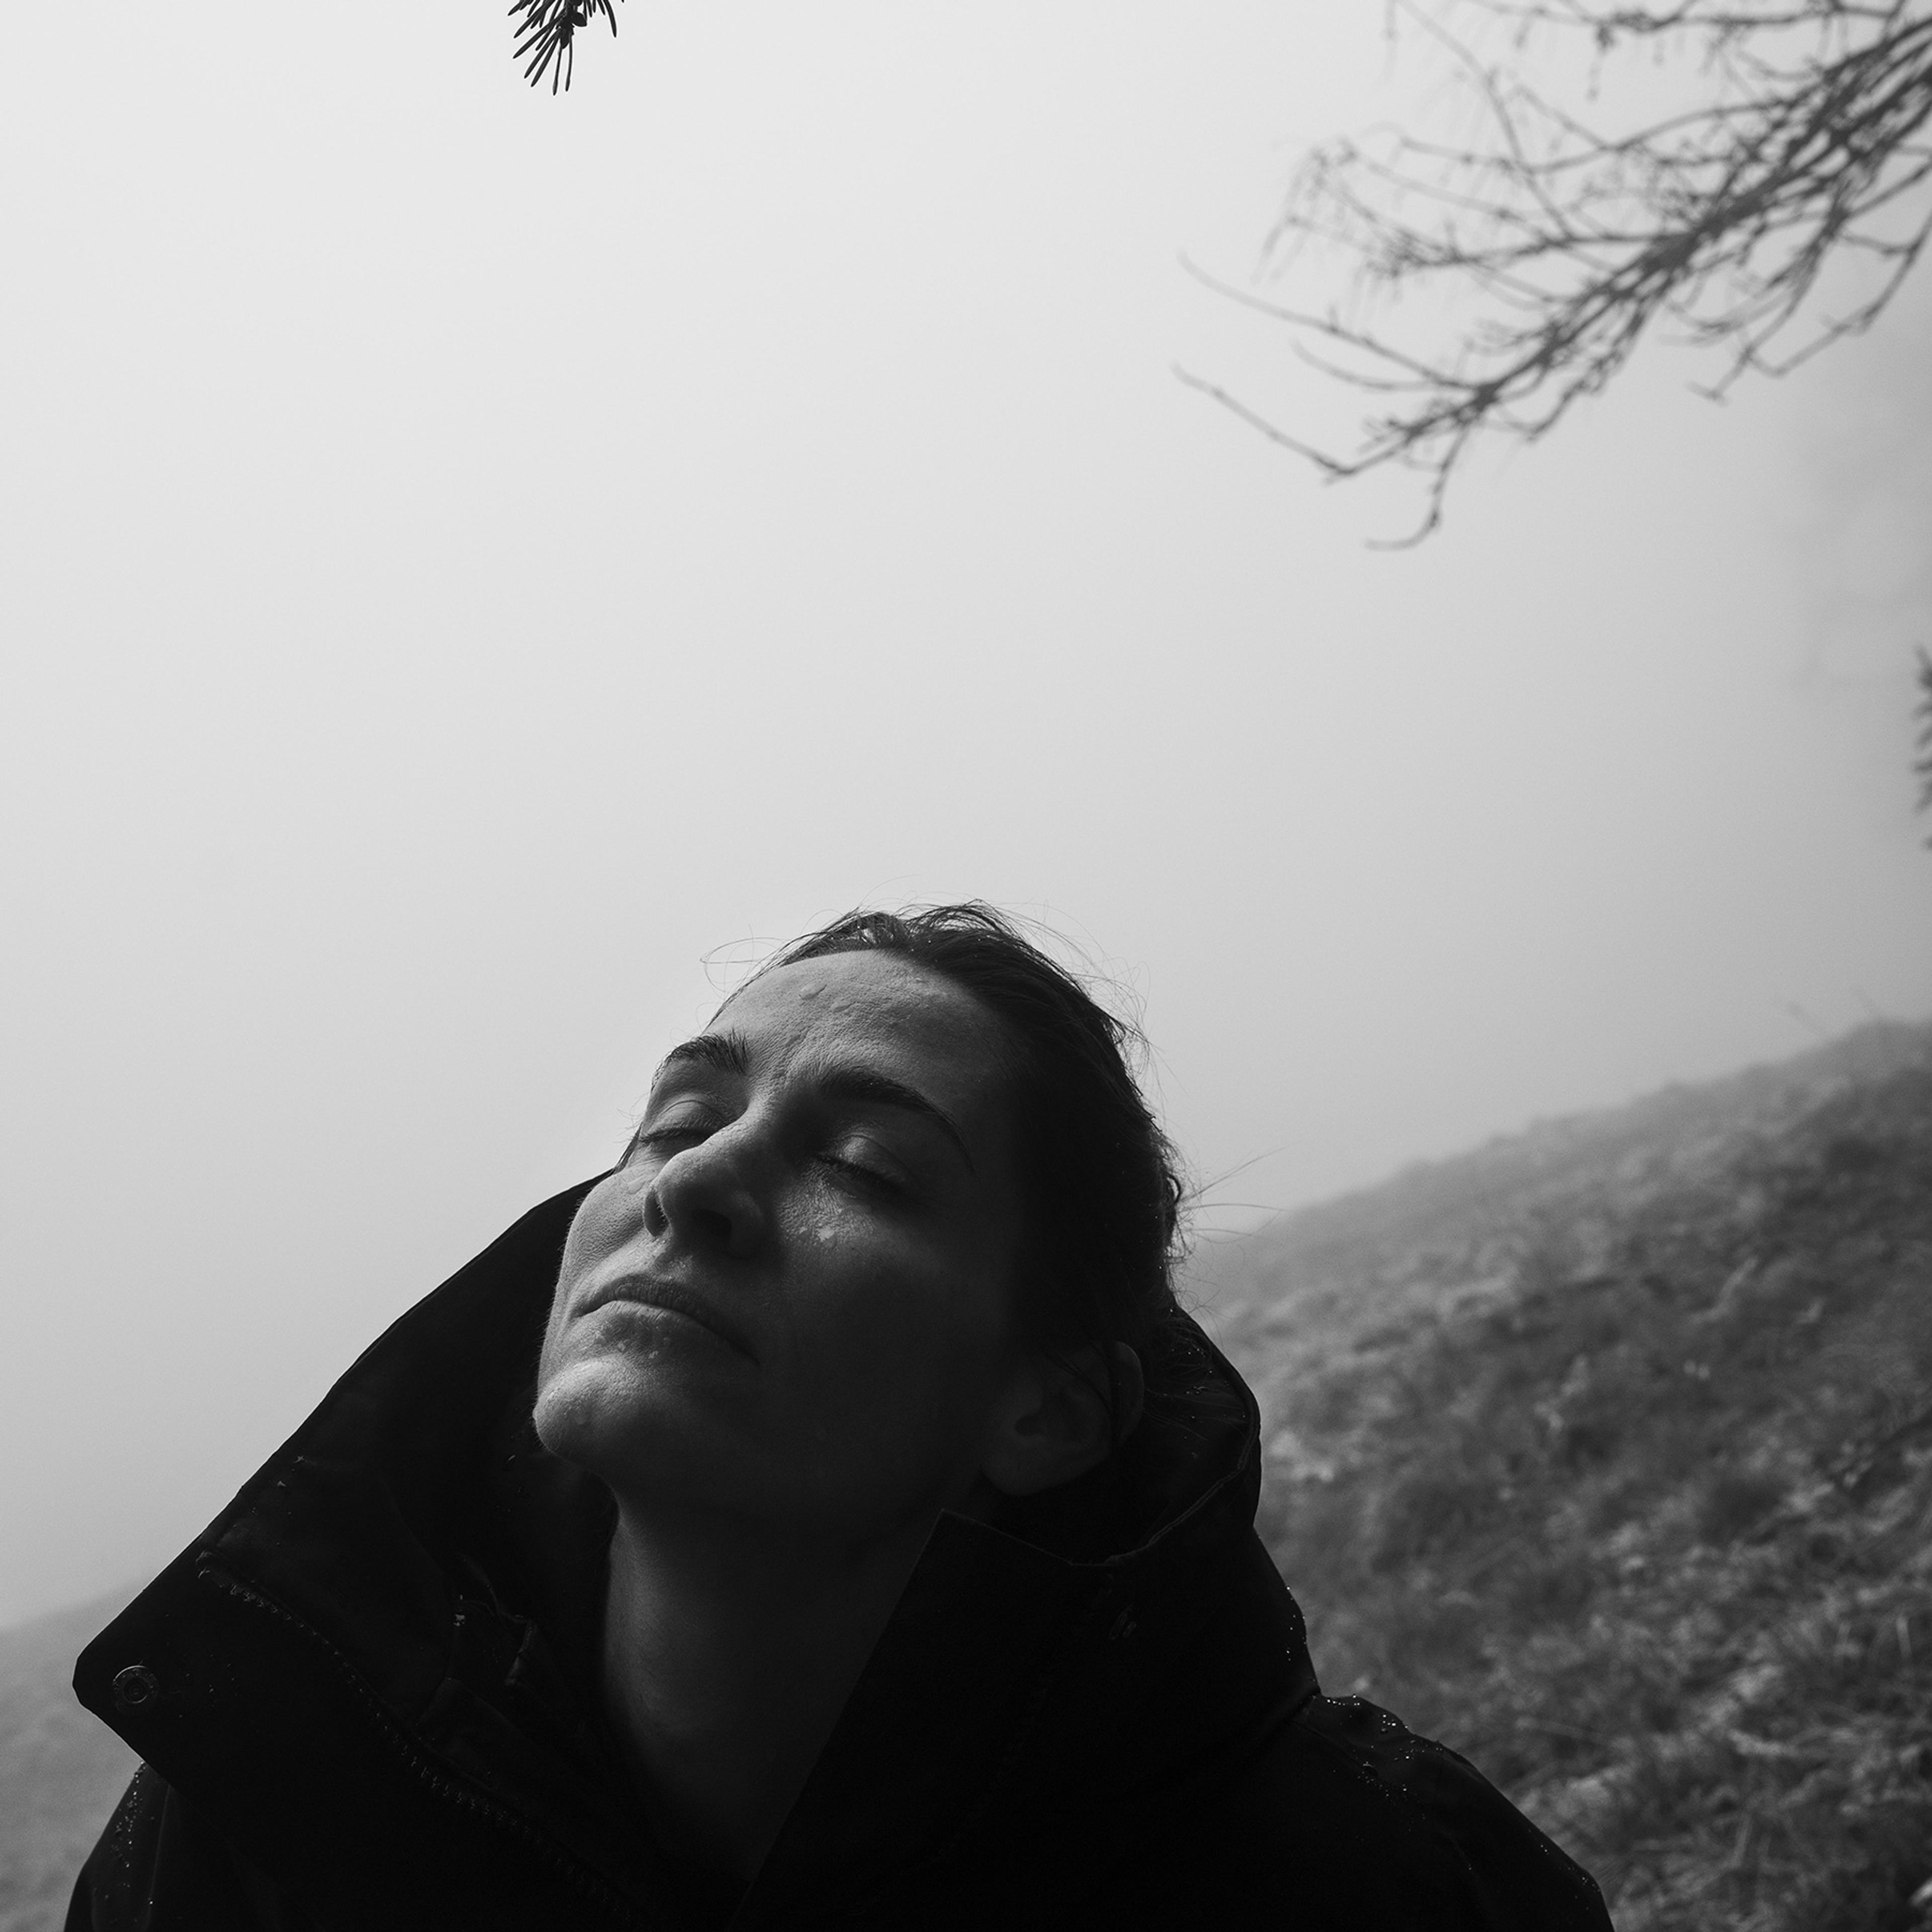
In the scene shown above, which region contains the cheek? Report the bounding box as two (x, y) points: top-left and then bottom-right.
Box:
(787, 1245), (1013, 1437)
(537, 1180), (637, 1374)
(562, 1173), (641, 1274)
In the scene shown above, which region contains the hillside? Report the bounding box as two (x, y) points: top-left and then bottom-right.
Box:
(0, 1594), (137, 1932)
(1190, 1020), (1932, 1931)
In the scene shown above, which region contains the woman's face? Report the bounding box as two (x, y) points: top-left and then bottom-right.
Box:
(534, 949), (1032, 1553)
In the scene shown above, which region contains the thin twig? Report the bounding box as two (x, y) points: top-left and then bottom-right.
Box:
(1195, 0), (1932, 533)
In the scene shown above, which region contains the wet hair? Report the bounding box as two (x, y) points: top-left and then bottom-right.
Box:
(742, 902), (1191, 1441)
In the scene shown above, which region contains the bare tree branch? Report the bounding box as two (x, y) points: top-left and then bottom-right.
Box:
(1209, 0), (1932, 536)
(1915, 647), (1932, 840)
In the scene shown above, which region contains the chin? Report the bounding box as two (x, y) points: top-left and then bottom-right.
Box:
(530, 1352), (662, 1468)
(530, 1360), (603, 1466)
(532, 1353), (743, 1504)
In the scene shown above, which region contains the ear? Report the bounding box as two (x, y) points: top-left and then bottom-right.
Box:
(979, 1343), (1145, 1497)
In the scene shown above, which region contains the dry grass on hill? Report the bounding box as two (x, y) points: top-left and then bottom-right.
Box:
(0, 1594), (138, 1932)
(1201, 1021), (1932, 1932)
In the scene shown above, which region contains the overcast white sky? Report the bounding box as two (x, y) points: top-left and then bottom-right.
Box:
(4, 0), (1928, 1627)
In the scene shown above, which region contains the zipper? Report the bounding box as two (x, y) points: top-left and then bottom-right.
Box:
(199, 1562), (650, 1930)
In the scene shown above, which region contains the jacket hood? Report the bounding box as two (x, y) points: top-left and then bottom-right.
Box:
(75, 1184), (1317, 1929)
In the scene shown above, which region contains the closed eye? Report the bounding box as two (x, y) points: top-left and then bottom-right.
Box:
(816, 1136), (912, 1197)
(626, 1110), (722, 1160)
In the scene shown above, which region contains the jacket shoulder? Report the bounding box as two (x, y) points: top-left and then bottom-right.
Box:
(1224, 1695), (1615, 1931)
(67, 1764), (324, 1932)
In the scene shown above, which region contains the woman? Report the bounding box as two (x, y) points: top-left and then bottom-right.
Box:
(69, 904), (1612, 1930)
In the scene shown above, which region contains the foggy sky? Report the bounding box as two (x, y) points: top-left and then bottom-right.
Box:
(3, 0), (1928, 1627)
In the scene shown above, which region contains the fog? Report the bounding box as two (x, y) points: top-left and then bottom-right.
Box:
(3, 0), (1927, 1628)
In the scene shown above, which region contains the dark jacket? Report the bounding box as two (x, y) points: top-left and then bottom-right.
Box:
(69, 1184), (1613, 1931)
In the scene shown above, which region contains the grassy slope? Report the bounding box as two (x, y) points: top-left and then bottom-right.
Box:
(1196, 1020), (1932, 1932)
(0, 1595), (137, 1932)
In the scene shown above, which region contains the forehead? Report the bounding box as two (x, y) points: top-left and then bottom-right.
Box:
(714, 950), (1009, 1095)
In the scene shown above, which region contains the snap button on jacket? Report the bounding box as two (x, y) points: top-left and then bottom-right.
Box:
(67, 1183), (1614, 1931)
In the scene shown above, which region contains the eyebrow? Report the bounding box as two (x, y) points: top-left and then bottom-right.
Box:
(655, 1031), (752, 1080)
(813, 1066), (977, 1175)
(649, 1033), (976, 1174)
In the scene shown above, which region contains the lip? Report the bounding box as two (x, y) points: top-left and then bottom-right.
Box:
(580, 1272), (756, 1360)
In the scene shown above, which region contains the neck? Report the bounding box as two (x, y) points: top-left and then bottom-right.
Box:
(597, 1497), (936, 1885)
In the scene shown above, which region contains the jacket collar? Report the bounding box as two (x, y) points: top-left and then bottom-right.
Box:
(77, 1185), (1314, 1927)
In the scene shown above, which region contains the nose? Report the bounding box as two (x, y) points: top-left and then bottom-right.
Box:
(640, 1127), (770, 1260)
